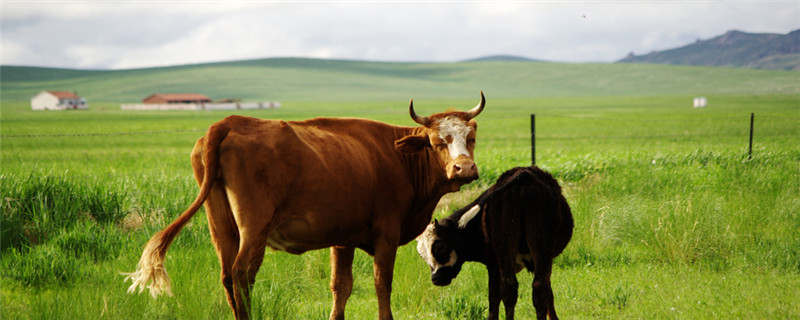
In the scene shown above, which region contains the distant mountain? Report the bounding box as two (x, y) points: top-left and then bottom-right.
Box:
(618, 29), (800, 70)
(462, 55), (540, 62)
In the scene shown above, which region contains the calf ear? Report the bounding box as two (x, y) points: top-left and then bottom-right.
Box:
(458, 205), (481, 229)
(395, 133), (430, 153)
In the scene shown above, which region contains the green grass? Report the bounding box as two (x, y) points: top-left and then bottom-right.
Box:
(1, 60), (799, 319)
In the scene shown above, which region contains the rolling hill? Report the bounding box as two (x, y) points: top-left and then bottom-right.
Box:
(618, 29), (800, 70)
(1, 58), (798, 107)
(462, 55), (540, 62)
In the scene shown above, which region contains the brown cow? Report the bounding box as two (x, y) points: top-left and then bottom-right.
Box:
(416, 166), (573, 320)
(123, 93), (486, 320)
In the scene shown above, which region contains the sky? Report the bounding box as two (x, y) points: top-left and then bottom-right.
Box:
(1, 1), (798, 70)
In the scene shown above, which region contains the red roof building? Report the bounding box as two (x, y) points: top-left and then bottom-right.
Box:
(143, 93), (212, 104)
(31, 91), (88, 110)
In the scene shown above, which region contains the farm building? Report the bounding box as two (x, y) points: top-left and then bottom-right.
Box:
(143, 93), (212, 104)
(31, 91), (88, 111)
(122, 93), (280, 111)
(693, 97), (708, 108)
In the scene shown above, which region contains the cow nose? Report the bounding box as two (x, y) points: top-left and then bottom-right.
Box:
(450, 159), (479, 180)
(454, 163), (475, 174)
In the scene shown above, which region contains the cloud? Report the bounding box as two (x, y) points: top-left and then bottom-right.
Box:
(1, 1), (797, 69)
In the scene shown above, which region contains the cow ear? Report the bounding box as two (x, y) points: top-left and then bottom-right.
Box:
(395, 133), (430, 153)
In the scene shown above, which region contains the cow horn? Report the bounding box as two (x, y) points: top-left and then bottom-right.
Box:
(465, 91), (485, 120)
(409, 99), (429, 126)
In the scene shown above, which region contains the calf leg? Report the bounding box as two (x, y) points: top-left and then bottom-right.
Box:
(329, 246), (355, 320)
(499, 265), (519, 320)
(486, 264), (502, 320)
(486, 259), (519, 320)
(532, 256), (556, 320)
(487, 214), (520, 320)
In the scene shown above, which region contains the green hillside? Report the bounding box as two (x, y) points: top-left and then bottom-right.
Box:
(2, 58), (798, 110)
(619, 30), (800, 70)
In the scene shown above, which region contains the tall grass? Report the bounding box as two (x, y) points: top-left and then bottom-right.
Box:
(555, 148), (800, 270)
(1, 174), (126, 252)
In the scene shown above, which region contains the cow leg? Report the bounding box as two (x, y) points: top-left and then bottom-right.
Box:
(486, 263), (502, 320)
(230, 232), (269, 320)
(191, 139), (241, 316)
(204, 190), (240, 316)
(532, 255), (556, 320)
(329, 246), (355, 320)
(373, 237), (398, 320)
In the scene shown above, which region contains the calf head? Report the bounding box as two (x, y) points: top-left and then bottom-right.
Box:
(395, 92), (485, 190)
(416, 219), (468, 286)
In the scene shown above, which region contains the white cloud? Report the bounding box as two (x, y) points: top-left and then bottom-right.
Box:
(1, 1), (797, 69)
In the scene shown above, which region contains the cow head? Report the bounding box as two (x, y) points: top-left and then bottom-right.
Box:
(415, 219), (467, 286)
(395, 92), (485, 188)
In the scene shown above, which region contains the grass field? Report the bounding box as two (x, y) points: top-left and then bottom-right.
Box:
(1, 60), (799, 319)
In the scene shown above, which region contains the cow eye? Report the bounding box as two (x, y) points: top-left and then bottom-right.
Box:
(432, 139), (447, 148)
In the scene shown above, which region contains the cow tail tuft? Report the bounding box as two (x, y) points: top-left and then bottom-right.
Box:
(123, 122), (229, 298)
(122, 231), (175, 298)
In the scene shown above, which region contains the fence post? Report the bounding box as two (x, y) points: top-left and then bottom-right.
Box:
(748, 113), (754, 160)
(531, 114), (536, 166)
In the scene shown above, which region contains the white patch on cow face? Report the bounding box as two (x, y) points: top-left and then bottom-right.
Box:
(416, 224), (437, 267)
(416, 224), (457, 271)
(437, 116), (473, 160)
(458, 205), (481, 229)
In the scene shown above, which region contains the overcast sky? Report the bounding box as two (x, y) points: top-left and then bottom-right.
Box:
(2, 1), (798, 70)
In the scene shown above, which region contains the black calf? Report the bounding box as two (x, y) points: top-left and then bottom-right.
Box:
(417, 166), (573, 320)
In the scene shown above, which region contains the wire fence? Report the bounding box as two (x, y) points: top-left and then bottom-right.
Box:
(488, 113), (798, 122)
(2, 113), (796, 164)
(4, 113), (793, 139)
(1, 128), (206, 138)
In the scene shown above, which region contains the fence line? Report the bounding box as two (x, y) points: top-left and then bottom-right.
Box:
(2, 113), (795, 164)
(0, 128), (206, 138)
(4, 152), (188, 162)
(484, 131), (756, 141)
(531, 114), (746, 122)
(4, 113), (796, 139)
(528, 112), (792, 165)
(491, 113), (799, 122)
(0, 171), (193, 179)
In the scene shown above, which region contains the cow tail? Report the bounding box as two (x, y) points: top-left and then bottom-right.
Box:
(123, 122), (229, 298)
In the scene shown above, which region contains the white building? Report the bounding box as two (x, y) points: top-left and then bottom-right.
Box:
(31, 91), (88, 111)
(693, 97), (708, 108)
